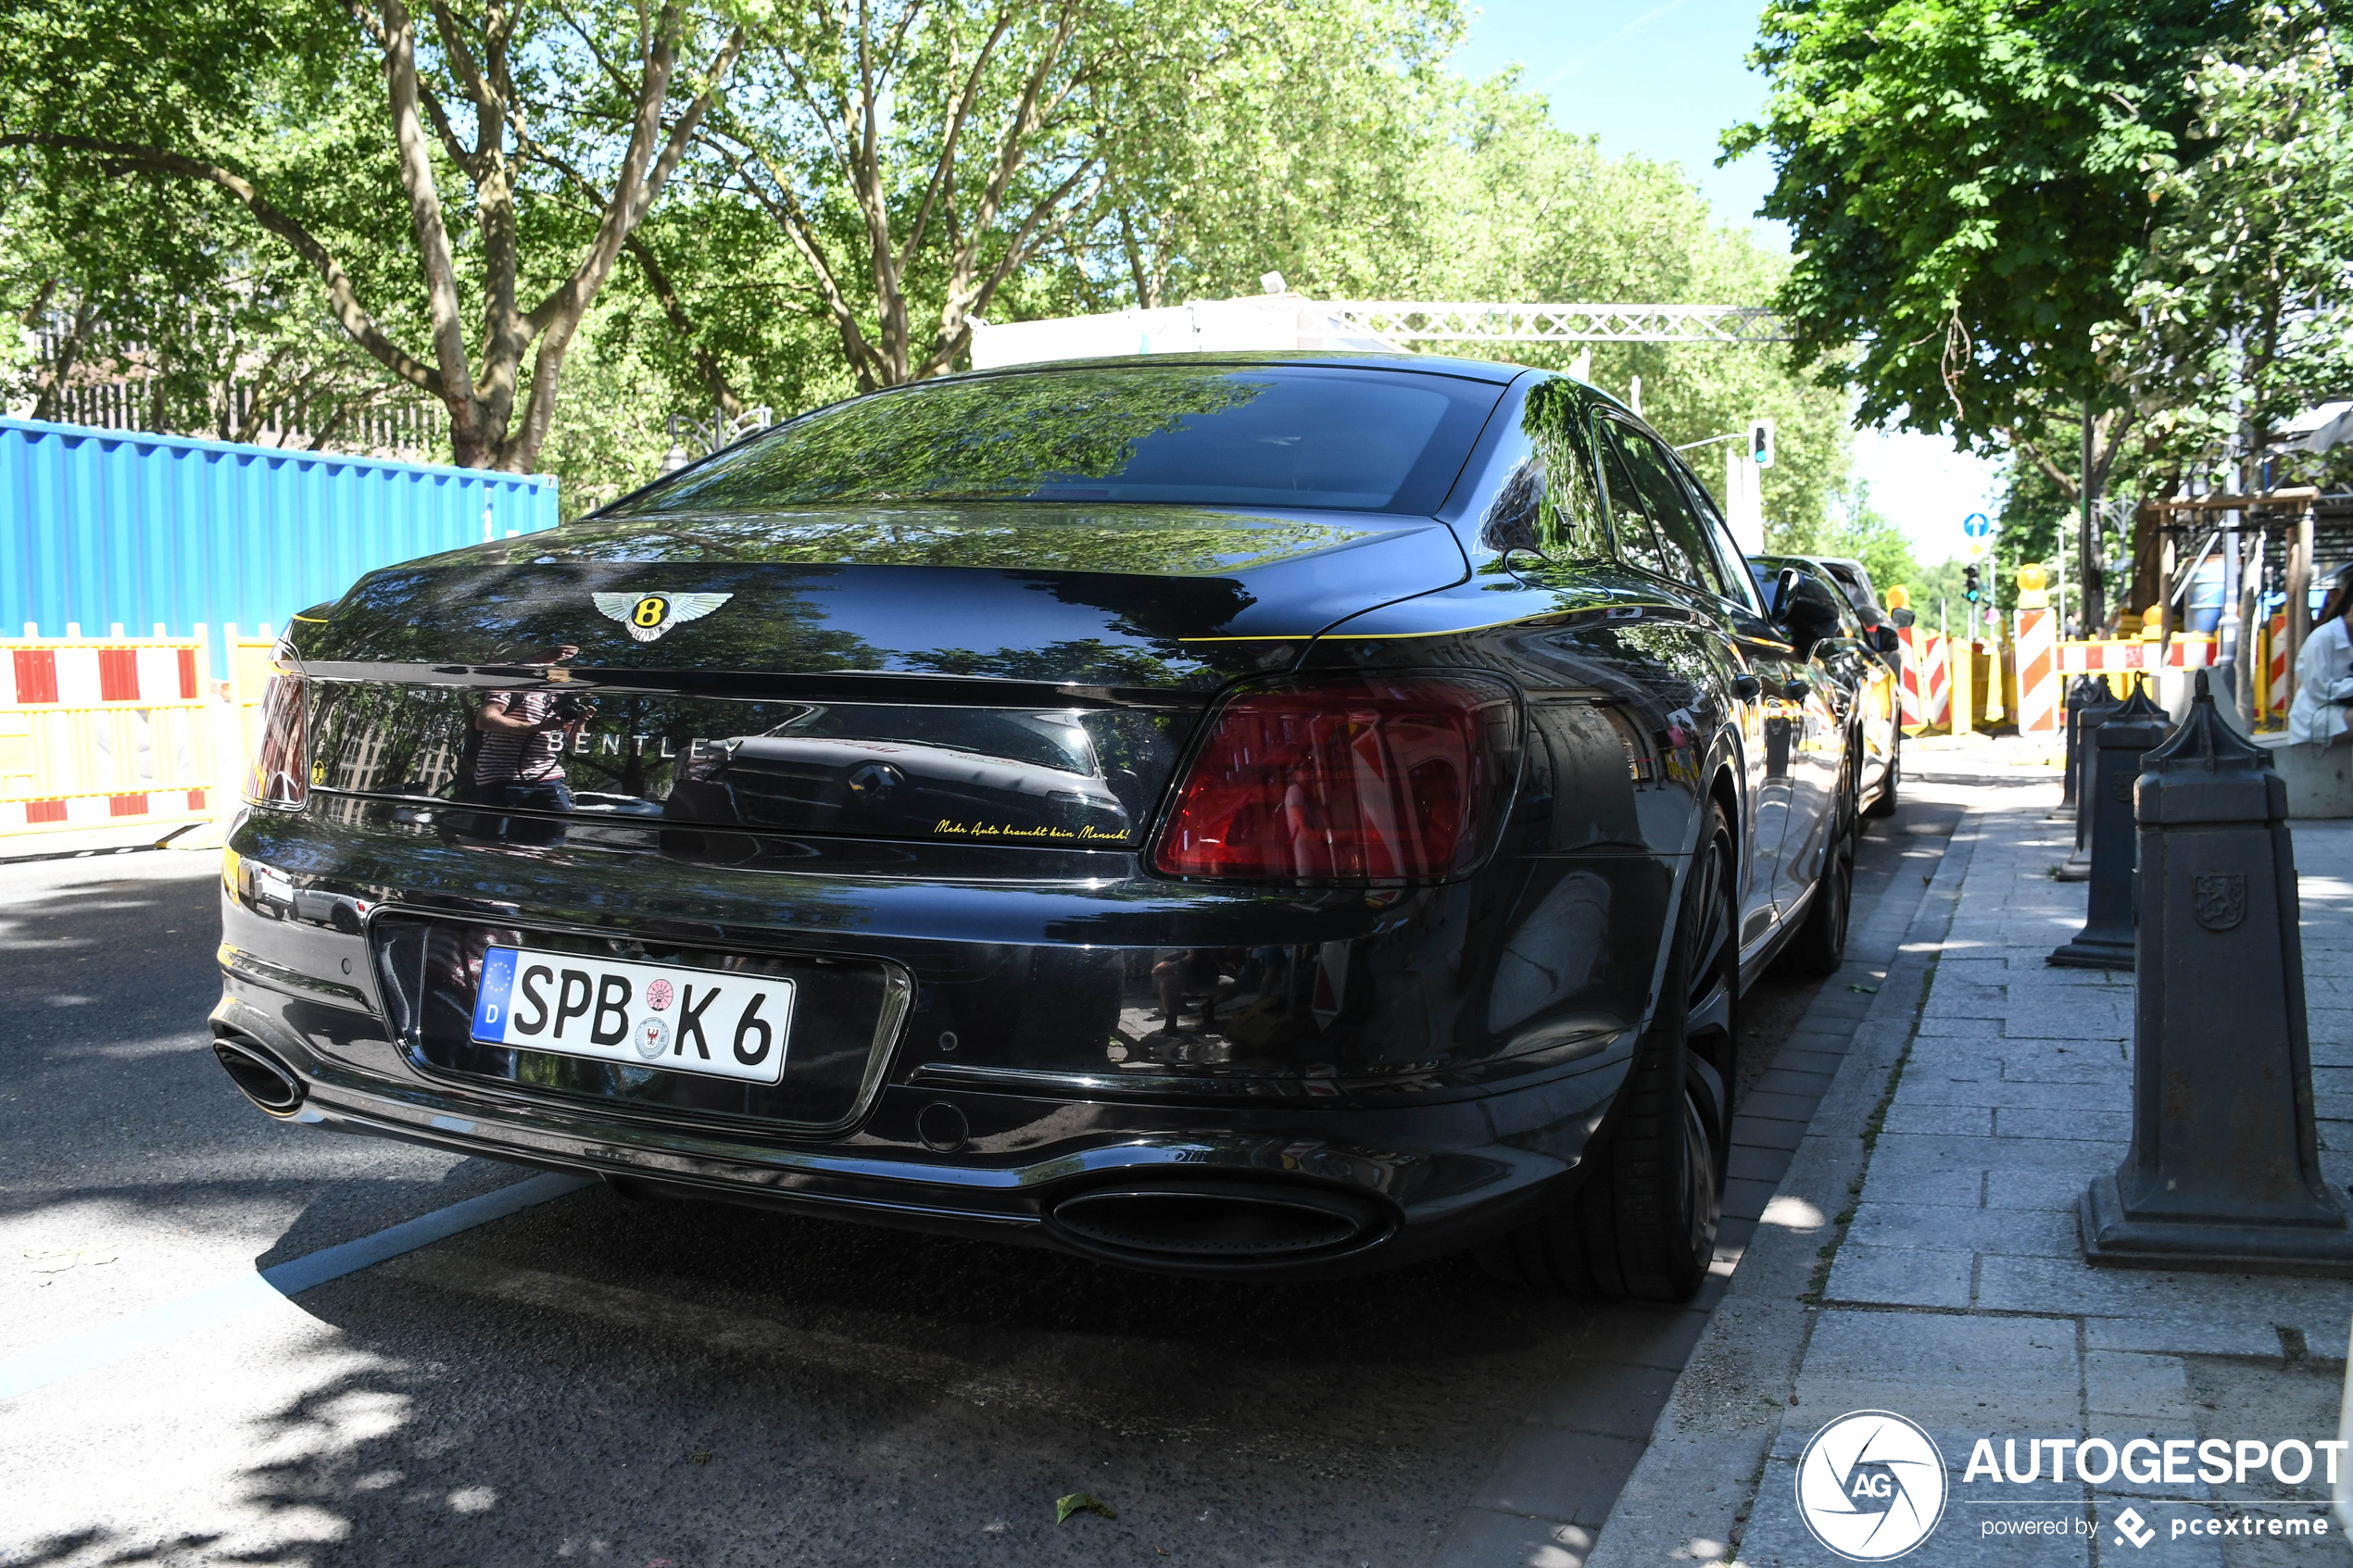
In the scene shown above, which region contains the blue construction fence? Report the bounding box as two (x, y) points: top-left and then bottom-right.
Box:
(0, 418), (560, 675)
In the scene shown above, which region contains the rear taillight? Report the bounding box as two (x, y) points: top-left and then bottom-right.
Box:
(245, 670), (309, 808)
(1151, 674), (1518, 882)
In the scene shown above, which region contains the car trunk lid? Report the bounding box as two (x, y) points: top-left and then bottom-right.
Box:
(295, 504), (1465, 848)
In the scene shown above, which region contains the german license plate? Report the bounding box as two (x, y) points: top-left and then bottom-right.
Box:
(471, 947), (794, 1085)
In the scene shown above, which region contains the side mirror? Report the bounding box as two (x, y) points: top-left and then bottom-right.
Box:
(1874, 625), (1901, 654)
(1890, 607), (1916, 629)
(1768, 566), (1801, 621)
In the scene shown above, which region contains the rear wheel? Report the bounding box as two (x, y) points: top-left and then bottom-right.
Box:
(1477, 802), (1731, 1300)
(1783, 750), (1857, 978)
(1866, 734), (1900, 818)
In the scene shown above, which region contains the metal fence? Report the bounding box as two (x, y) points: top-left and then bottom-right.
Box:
(44, 380), (447, 457)
(0, 417), (558, 677)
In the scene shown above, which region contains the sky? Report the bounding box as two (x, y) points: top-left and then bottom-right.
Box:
(1447, 0), (2004, 565)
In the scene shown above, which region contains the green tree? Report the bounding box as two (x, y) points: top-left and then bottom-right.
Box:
(1724, 0), (2242, 621)
(1395, 78), (1856, 541)
(2, 0), (746, 471)
(2108, 0), (2353, 486)
(698, 0), (1390, 393)
(1804, 483), (1922, 598)
(1081, 1), (1460, 309)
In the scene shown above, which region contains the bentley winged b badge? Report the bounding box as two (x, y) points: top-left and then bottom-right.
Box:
(591, 591), (733, 643)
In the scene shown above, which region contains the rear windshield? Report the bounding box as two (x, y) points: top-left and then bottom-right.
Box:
(615, 364), (1503, 517)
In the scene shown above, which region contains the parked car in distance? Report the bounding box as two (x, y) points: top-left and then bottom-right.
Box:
(213, 354), (1868, 1301)
(1799, 556), (1886, 625)
(1751, 553), (1904, 821)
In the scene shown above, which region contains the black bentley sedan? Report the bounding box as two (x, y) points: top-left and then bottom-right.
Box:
(213, 354), (1864, 1300)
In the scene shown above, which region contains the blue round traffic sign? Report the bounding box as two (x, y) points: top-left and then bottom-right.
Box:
(1962, 512), (1992, 538)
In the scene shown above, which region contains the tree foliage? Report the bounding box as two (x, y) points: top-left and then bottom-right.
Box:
(2109, 0), (2353, 478)
(1727, 0), (2232, 447)
(0, 0), (1858, 528)
(1, 0), (746, 471)
(1384, 78), (1856, 542)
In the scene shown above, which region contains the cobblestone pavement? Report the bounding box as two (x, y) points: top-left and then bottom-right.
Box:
(1595, 757), (2353, 1568)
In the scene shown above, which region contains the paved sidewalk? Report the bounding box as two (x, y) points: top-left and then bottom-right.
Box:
(1592, 773), (2353, 1568)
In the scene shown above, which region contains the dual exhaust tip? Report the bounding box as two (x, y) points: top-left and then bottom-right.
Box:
(211, 1035), (305, 1114)
(203, 1039), (1384, 1266)
(1049, 1181), (1390, 1266)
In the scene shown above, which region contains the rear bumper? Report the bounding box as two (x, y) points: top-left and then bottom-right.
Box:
(213, 801), (1665, 1277)
(213, 991), (1579, 1279)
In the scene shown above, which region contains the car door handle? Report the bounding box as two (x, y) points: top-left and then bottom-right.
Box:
(1731, 673), (1764, 701)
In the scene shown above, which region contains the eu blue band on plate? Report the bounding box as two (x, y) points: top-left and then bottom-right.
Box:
(474, 947), (517, 1040)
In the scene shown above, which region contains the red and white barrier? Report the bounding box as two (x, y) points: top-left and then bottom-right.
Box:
(2014, 608), (2059, 733)
(2055, 635), (2215, 677)
(2, 628), (211, 832)
(1897, 627), (1950, 731)
(2267, 615), (2290, 718)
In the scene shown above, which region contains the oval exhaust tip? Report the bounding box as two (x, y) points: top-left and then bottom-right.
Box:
(212, 1036), (305, 1114)
(1051, 1183), (1384, 1262)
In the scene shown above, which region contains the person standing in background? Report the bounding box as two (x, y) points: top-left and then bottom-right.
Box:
(2288, 581), (2353, 746)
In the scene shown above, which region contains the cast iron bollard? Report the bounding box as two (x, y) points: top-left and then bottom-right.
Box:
(2081, 671), (2353, 1275)
(2056, 682), (2123, 880)
(2049, 683), (2170, 969)
(2048, 675), (2100, 822)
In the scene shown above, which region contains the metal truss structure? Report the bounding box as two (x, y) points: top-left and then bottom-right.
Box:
(1324, 302), (1790, 345)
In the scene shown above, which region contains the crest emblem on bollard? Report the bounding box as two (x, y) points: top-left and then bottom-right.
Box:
(2192, 873), (2246, 932)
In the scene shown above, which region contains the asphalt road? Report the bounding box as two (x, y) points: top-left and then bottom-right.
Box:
(0, 798), (1956, 1568)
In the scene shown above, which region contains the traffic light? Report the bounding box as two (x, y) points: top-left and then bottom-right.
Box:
(1963, 565), (1982, 604)
(1748, 419), (1777, 469)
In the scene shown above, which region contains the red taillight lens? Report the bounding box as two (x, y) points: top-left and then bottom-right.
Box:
(245, 671), (309, 808)
(1152, 675), (1518, 882)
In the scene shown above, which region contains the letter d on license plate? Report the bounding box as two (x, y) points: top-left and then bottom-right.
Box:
(472, 947), (794, 1085)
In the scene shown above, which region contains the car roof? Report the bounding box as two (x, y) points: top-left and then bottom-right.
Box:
(927, 349), (1531, 387)
(1756, 553), (1878, 602)
(1750, 554), (1862, 601)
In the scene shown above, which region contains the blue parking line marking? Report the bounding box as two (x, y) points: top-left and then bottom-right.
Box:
(0, 1172), (595, 1403)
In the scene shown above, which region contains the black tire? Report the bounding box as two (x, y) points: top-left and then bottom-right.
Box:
(1865, 734), (1899, 818)
(1782, 755), (1857, 978)
(1476, 801), (1732, 1301)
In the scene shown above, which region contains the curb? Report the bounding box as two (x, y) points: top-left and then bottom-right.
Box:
(1582, 809), (1985, 1568)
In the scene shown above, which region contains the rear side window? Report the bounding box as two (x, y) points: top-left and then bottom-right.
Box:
(1476, 379), (1612, 558)
(1596, 423), (1671, 576)
(616, 365), (1504, 517)
(1608, 421), (1726, 598)
(1670, 455), (1765, 614)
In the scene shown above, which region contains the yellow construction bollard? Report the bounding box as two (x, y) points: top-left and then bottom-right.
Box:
(1982, 618), (2007, 726)
(2254, 620), (2271, 726)
(1951, 633), (1974, 737)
